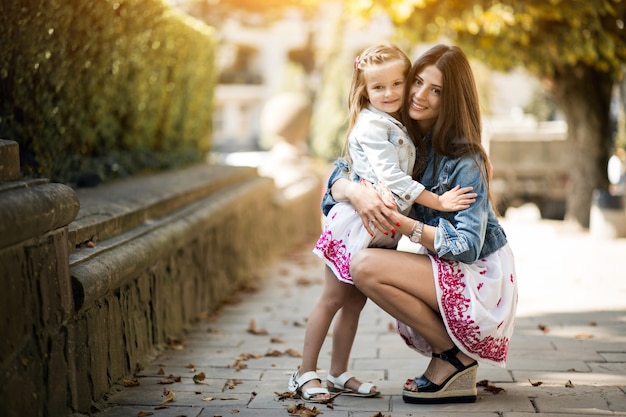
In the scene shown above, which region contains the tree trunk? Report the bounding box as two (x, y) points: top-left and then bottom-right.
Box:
(551, 65), (613, 228)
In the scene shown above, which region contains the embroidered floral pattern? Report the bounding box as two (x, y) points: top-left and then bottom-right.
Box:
(435, 258), (510, 364)
(314, 230), (353, 283)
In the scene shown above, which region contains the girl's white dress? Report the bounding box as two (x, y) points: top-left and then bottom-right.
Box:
(313, 106), (422, 284)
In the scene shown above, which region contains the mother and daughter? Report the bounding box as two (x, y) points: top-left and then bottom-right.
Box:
(288, 42), (518, 405)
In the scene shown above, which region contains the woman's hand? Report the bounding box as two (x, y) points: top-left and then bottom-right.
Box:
(336, 178), (400, 236)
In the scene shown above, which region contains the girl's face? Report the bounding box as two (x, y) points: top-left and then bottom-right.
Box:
(363, 61), (406, 118)
(407, 64), (442, 133)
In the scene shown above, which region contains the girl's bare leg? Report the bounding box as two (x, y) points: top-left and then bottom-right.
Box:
(297, 266), (352, 399)
(351, 248), (475, 388)
(327, 280), (378, 394)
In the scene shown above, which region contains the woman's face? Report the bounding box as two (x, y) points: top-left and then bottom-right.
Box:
(407, 64), (442, 133)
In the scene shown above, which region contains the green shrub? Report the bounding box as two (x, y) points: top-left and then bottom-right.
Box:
(0, 0), (217, 185)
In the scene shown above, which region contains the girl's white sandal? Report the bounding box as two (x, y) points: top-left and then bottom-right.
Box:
(288, 371), (330, 403)
(327, 372), (381, 397)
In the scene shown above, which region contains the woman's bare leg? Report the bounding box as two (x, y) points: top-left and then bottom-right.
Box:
(351, 248), (475, 387)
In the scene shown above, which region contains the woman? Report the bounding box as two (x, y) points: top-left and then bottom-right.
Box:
(324, 44), (518, 404)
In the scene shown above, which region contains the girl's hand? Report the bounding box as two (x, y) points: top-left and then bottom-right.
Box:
(438, 185), (477, 211)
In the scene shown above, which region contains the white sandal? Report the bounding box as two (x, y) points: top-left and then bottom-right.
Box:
(288, 371), (330, 403)
(327, 372), (381, 397)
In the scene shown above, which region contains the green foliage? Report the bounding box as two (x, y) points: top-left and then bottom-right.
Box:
(0, 0), (218, 185)
(351, 0), (626, 79)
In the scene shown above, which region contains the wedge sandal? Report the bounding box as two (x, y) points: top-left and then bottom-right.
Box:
(402, 346), (478, 404)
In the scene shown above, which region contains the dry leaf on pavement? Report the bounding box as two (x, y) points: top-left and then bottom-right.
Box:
(247, 319), (268, 335)
(122, 378), (140, 387)
(476, 379), (506, 394)
(537, 324), (550, 333)
(287, 403), (322, 416)
(193, 372), (208, 384)
(160, 388), (175, 404)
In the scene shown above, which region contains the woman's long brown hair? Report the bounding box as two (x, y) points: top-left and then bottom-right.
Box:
(401, 44), (493, 204)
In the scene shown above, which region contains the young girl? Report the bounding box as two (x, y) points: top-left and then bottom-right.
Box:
(288, 43), (476, 402)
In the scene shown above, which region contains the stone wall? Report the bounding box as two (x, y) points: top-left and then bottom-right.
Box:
(0, 139), (322, 416)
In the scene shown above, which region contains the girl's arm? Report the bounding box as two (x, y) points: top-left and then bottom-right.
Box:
(415, 185), (477, 212)
(353, 118), (476, 212)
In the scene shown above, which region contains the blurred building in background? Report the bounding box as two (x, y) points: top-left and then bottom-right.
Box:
(171, 1), (540, 154)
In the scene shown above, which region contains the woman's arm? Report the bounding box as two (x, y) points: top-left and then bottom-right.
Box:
(391, 210), (436, 253)
(330, 178), (400, 236)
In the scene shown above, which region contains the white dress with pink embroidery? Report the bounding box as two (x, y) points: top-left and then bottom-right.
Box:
(313, 201), (406, 284)
(313, 106), (423, 284)
(396, 243), (518, 367)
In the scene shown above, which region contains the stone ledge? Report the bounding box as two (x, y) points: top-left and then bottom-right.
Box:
(69, 163), (259, 249)
(0, 182), (80, 249)
(70, 174), (274, 311)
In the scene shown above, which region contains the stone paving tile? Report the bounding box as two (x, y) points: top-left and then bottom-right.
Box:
(94, 216), (626, 416)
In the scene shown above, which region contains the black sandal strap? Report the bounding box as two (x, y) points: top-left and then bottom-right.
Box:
(432, 346), (465, 372)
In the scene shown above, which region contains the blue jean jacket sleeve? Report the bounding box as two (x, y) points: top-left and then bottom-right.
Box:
(430, 158), (489, 263)
(321, 159), (350, 216)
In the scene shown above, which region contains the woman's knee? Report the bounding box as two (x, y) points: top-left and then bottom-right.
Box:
(350, 249), (378, 289)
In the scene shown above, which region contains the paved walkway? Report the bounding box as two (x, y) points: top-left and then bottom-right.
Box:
(95, 206), (626, 417)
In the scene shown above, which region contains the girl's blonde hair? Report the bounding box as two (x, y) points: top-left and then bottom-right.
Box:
(342, 43), (411, 163)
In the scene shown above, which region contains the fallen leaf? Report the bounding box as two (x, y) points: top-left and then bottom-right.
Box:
(565, 380), (575, 388)
(265, 350), (283, 357)
(235, 353), (260, 360)
(247, 319), (268, 335)
(158, 375), (181, 384)
(226, 379), (243, 389)
(122, 378), (140, 387)
(538, 324), (550, 333)
(166, 337), (186, 350)
(160, 388), (175, 405)
(476, 379), (506, 394)
(230, 410), (240, 414)
(275, 391), (298, 400)
(193, 372), (207, 384)
(287, 403), (322, 416)
(589, 321), (597, 326)
(284, 348), (303, 358)
(220, 397), (238, 400)
(185, 363), (196, 369)
(227, 360), (247, 370)
(137, 412), (153, 416)
(529, 379), (543, 387)
(202, 397), (215, 401)
(295, 277), (314, 286)
(575, 333), (593, 339)
(157, 368), (165, 375)
(270, 337), (287, 344)
(387, 322), (395, 332)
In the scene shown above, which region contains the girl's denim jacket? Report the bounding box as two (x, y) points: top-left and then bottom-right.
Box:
(322, 139), (508, 264)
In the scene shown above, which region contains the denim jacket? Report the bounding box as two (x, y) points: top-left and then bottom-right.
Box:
(322, 137), (508, 264)
(348, 106), (424, 213)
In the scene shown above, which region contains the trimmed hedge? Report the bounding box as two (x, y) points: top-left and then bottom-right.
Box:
(0, 0), (217, 185)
